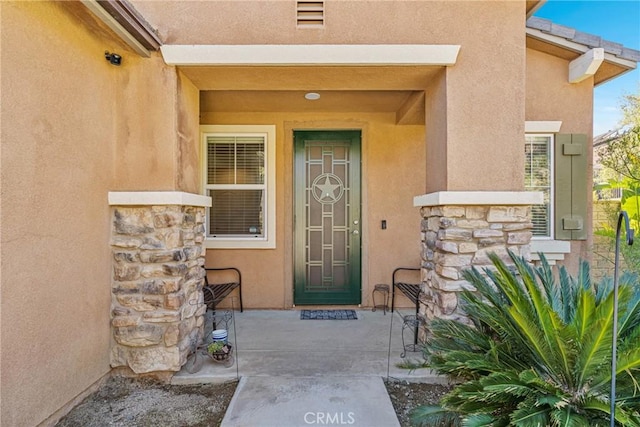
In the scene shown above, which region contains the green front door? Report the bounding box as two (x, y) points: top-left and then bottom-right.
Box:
(294, 130), (361, 305)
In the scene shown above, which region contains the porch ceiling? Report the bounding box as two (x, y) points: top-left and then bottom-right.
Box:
(181, 66), (442, 91)
(200, 90), (420, 115)
(188, 65), (436, 123)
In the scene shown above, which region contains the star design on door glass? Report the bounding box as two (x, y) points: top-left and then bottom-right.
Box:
(312, 173), (344, 204)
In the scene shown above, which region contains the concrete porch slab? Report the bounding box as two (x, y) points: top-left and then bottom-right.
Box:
(171, 310), (446, 384)
(221, 376), (401, 427)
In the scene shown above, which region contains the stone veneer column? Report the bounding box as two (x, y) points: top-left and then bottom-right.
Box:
(414, 192), (542, 323)
(108, 192), (212, 375)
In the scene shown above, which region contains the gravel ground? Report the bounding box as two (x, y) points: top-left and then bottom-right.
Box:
(385, 379), (452, 427)
(56, 376), (450, 427)
(55, 377), (238, 427)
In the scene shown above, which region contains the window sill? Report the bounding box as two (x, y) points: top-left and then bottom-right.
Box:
(204, 238), (275, 250)
(530, 240), (571, 265)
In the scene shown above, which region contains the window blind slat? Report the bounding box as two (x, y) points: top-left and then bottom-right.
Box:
(206, 135), (266, 238)
(209, 189), (264, 236)
(207, 136), (265, 185)
(525, 135), (552, 237)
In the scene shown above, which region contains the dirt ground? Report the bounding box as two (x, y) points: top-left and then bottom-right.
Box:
(385, 379), (452, 427)
(56, 376), (449, 427)
(55, 377), (238, 427)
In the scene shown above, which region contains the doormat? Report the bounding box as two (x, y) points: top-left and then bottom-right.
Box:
(300, 310), (357, 320)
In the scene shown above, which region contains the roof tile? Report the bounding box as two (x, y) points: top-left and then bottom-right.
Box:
(601, 40), (623, 55)
(526, 16), (552, 32)
(527, 16), (637, 64)
(622, 47), (640, 62)
(550, 23), (576, 39)
(571, 31), (602, 49)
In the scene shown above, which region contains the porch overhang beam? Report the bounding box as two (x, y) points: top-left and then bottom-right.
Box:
(396, 91), (425, 125)
(160, 44), (461, 66)
(569, 48), (604, 83)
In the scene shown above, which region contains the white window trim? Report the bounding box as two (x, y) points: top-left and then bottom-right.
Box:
(524, 126), (572, 264)
(530, 240), (572, 265)
(201, 124), (276, 249)
(525, 133), (555, 240)
(524, 121), (562, 133)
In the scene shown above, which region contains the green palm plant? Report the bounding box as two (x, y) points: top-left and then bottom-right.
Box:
(412, 251), (640, 427)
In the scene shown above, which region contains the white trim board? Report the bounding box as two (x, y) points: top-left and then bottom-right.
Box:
(160, 44), (461, 66)
(525, 121), (562, 133)
(530, 240), (572, 265)
(414, 191), (544, 207)
(108, 191), (212, 207)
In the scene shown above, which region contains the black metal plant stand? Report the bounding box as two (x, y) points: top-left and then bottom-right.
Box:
(610, 211), (634, 427)
(372, 284), (390, 314)
(400, 314), (427, 358)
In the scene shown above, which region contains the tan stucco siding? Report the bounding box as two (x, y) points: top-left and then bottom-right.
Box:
(134, 0), (520, 46)
(526, 48), (593, 133)
(425, 70), (449, 193)
(525, 48), (594, 271)
(201, 112), (425, 309)
(176, 72), (201, 193)
(1, 2), (116, 425)
(1, 2), (199, 424)
(138, 0), (527, 192)
(111, 53), (180, 191)
(442, 2), (526, 191)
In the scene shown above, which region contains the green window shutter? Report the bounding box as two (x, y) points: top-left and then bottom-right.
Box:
(554, 134), (588, 240)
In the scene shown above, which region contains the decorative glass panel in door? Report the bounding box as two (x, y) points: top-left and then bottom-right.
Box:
(294, 131), (361, 304)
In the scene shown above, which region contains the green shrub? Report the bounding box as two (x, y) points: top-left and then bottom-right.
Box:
(413, 251), (640, 427)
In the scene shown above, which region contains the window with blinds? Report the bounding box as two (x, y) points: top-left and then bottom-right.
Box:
(525, 134), (553, 237)
(205, 135), (266, 238)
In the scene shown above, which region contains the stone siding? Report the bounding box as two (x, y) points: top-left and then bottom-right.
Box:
(420, 205), (533, 323)
(109, 205), (206, 374)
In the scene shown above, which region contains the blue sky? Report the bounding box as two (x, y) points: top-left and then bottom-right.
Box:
(534, 0), (640, 136)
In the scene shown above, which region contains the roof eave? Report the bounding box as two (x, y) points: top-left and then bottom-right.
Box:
(81, 0), (161, 57)
(526, 28), (636, 86)
(526, 0), (546, 18)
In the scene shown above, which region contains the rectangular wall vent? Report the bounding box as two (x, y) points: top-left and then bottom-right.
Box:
(297, 1), (324, 27)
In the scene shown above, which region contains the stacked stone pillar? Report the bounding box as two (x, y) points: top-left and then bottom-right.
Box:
(416, 195), (538, 323)
(108, 192), (210, 375)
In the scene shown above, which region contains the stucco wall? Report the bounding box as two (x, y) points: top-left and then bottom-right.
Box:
(136, 0), (526, 191)
(111, 53), (180, 191)
(176, 72), (201, 193)
(440, 3), (526, 191)
(201, 112), (425, 309)
(0, 2), (196, 425)
(425, 70), (448, 192)
(1, 2), (116, 425)
(525, 48), (594, 271)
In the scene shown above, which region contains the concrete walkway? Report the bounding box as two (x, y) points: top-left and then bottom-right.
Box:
(222, 376), (400, 427)
(172, 309), (444, 427)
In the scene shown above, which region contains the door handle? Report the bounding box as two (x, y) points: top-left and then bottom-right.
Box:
(352, 230), (359, 235)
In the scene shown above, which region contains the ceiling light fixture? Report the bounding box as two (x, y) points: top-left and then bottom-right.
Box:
(304, 92), (321, 100)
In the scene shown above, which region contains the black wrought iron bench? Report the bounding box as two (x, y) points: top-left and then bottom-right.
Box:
(391, 267), (422, 346)
(391, 267), (421, 315)
(202, 267), (243, 314)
